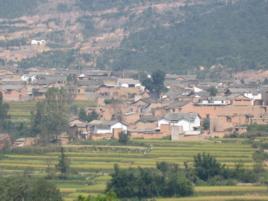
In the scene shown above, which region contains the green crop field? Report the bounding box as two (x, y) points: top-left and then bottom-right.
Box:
(8, 101), (37, 123)
(0, 139), (267, 201)
(8, 100), (96, 123)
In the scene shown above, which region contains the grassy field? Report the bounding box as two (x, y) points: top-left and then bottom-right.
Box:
(0, 139), (267, 201)
(8, 100), (96, 123)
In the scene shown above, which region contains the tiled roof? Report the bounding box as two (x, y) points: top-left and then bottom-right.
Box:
(164, 112), (198, 122)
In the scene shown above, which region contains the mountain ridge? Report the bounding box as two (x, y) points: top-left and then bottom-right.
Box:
(0, 0), (267, 73)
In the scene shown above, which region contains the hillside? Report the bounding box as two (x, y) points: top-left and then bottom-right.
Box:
(0, 0), (268, 72)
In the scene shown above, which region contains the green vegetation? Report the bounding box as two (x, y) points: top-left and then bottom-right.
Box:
(77, 0), (146, 11)
(8, 100), (96, 124)
(57, 3), (71, 13)
(97, 0), (268, 72)
(0, 0), (44, 18)
(207, 87), (218, 97)
(189, 153), (257, 184)
(107, 163), (193, 198)
(0, 94), (10, 130)
(76, 193), (118, 201)
(203, 118), (210, 131)
(0, 176), (62, 201)
(31, 88), (69, 143)
(8, 101), (37, 123)
(77, 17), (95, 38)
(79, 109), (98, 122)
(193, 153), (226, 182)
(56, 147), (71, 180)
(104, 99), (121, 105)
(140, 70), (166, 99)
(248, 124), (268, 133)
(2, 0), (268, 72)
(118, 132), (129, 145)
(0, 139), (266, 200)
(19, 50), (77, 69)
(0, 38), (27, 48)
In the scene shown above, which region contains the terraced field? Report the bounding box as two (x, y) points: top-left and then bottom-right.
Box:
(8, 100), (97, 123)
(0, 139), (267, 200)
(8, 101), (37, 123)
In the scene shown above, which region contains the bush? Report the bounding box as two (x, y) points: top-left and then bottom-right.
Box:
(193, 153), (225, 181)
(207, 176), (237, 186)
(230, 163), (257, 183)
(192, 153), (257, 184)
(0, 176), (63, 201)
(79, 109), (98, 122)
(107, 163), (193, 198)
(76, 192), (118, 201)
(118, 132), (129, 145)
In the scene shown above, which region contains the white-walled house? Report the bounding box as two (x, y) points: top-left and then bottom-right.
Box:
(244, 93), (262, 101)
(117, 78), (142, 88)
(196, 97), (231, 106)
(158, 113), (201, 135)
(31, 40), (46, 46)
(88, 120), (127, 134)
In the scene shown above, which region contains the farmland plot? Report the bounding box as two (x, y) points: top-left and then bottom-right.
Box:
(0, 139), (267, 201)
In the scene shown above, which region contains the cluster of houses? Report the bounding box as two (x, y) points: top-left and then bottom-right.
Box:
(1, 67), (268, 143)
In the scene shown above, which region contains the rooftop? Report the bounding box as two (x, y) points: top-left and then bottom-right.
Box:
(164, 112), (199, 122)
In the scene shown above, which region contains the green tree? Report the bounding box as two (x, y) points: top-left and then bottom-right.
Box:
(79, 108), (88, 121)
(118, 132), (129, 145)
(56, 147), (70, 179)
(0, 93), (9, 130)
(140, 70), (166, 99)
(231, 163), (257, 183)
(31, 88), (69, 143)
(76, 192), (118, 201)
(79, 108), (99, 122)
(29, 178), (63, 201)
(203, 118), (210, 130)
(107, 163), (193, 198)
(193, 153), (225, 181)
(46, 159), (56, 179)
(0, 176), (63, 201)
(207, 86), (218, 97)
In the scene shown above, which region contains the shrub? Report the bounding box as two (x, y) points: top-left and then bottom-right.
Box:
(193, 153), (225, 181)
(107, 164), (193, 198)
(0, 176), (63, 201)
(118, 132), (129, 145)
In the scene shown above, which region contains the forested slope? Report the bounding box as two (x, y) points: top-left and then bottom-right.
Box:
(97, 0), (268, 72)
(0, 0), (268, 72)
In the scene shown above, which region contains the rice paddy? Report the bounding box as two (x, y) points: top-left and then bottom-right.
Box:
(0, 139), (267, 200)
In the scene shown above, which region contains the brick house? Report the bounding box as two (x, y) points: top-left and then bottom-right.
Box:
(68, 119), (88, 140)
(88, 120), (128, 140)
(0, 84), (28, 101)
(181, 95), (268, 134)
(158, 113), (201, 136)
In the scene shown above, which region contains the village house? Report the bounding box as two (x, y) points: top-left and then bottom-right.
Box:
(158, 112), (201, 136)
(134, 115), (158, 130)
(13, 137), (38, 147)
(117, 78), (143, 89)
(31, 39), (46, 46)
(0, 81), (29, 101)
(196, 96), (231, 106)
(68, 119), (88, 140)
(75, 79), (102, 101)
(87, 120), (128, 140)
(181, 94), (268, 136)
